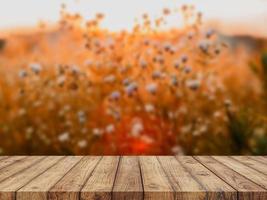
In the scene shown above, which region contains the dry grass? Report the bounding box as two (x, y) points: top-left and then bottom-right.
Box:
(0, 6), (266, 155)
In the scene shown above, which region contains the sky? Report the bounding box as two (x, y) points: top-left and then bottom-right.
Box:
(1, 0), (267, 37)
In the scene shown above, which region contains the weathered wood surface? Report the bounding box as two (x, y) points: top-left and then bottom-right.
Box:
(0, 156), (266, 200)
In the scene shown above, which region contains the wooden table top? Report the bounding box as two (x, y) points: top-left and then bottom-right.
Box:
(0, 156), (266, 200)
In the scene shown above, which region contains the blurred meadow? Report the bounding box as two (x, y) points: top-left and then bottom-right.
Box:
(0, 1), (267, 155)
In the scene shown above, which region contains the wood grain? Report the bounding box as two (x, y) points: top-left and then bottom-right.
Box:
(0, 156), (26, 170)
(81, 156), (120, 200)
(0, 156), (266, 200)
(0, 156), (62, 200)
(0, 157), (8, 162)
(112, 156), (143, 200)
(49, 156), (101, 200)
(0, 156), (42, 183)
(139, 156), (174, 200)
(232, 156), (267, 175)
(158, 156), (206, 200)
(177, 156), (237, 200)
(196, 156), (267, 200)
(250, 156), (267, 164)
(17, 156), (82, 200)
(213, 156), (267, 190)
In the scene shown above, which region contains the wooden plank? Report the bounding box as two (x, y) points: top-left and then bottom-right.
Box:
(48, 156), (101, 200)
(0, 156), (43, 183)
(0, 156), (26, 170)
(17, 156), (82, 200)
(196, 156), (267, 200)
(0, 156), (267, 200)
(250, 156), (267, 165)
(213, 156), (267, 190)
(139, 156), (174, 200)
(177, 156), (237, 200)
(0, 157), (8, 161)
(112, 156), (143, 200)
(158, 156), (206, 200)
(0, 156), (62, 200)
(233, 156), (267, 175)
(81, 156), (120, 200)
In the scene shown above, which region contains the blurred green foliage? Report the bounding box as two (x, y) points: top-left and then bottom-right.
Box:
(227, 108), (267, 155)
(262, 52), (267, 71)
(227, 109), (252, 154)
(262, 52), (267, 90)
(227, 51), (267, 155)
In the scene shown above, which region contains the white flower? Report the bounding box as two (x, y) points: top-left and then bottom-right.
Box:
(18, 108), (27, 116)
(33, 101), (42, 108)
(169, 46), (176, 54)
(63, 105), (71, 112)
(187, 31), (194, 39)
(106, 124), (115, 134)
(140, 59), (147, 69)
(168, 111), (174, 119)
(78, 117), (86, 124)
(180, 54), (188, 63)
(105, 37), (115, 47)
(18, 70), (27, 78)
(186, 79), (201, 90)
(125, 82), (138, 96)
(199, 125), (208, 133)
(193, 130), (201, 136)
(26, 127), (34, 134)
(163, 42), (172, 51)
(183, 66), (192, 74)
(122, 78), (130, 86)
(208, 95), (215, 101)
(58, 109), (65, 117)
(103, 75), (116, 83)
(92, 128), (103, 136)
(154, 55), (164, 64)
(57, 76), (66, 86)
(198, 40), (210, 53)
(109, 91), (121, 101)
(77, 110), (86, 118)
(173, 60), (180, 69)
(205, 29), (215, 38)
(71, 65), (80, 75)
(58, 132), (70, 142)
(224, 99), (232, 107)
(25, 127), (34, 139)
(78, 140), (87, 148)
(213, 111), (222, 118)
(172, 146), (184, 155)
(152, 71), (162, 79)
(180, 125), (191, 134)
(29, 63), (42, 74)
(84, 59), (93, 66)
(131, 120), (144, 137)
(146, 83), (157, 94)
(143, 39), (150, 46)
(140, 135), (154, 144)
(144, 103), (155, 113)
(77, 110), (86, 124)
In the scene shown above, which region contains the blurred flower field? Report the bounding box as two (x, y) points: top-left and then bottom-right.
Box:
(0, 6), (267, 155)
